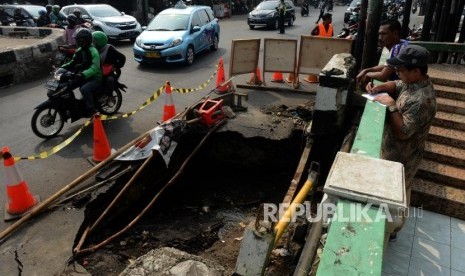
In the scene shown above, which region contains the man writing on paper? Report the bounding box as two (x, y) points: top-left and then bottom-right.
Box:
(366, 45), (436, 241)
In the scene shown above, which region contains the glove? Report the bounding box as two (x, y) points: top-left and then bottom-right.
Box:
(114, 80), (127, 93)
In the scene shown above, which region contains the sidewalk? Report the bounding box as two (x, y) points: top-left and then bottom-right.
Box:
(383, 208), (465, 276)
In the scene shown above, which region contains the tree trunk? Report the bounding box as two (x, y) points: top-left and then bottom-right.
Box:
(401, 0), (413, 39)
(421, 0), (437, 41)
(354, 0), (368, 72)
(361, 0), (383, 69)
(445, 0), (458, 42)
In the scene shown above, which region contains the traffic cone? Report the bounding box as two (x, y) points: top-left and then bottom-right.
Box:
(2, 146), (39, 221)
(216, 57), (229, 93)
(303, 74), (319, 83)
(93, 114), (112, 162)
(271, 72), (285, 83)
(285, 72), (296, 83)
(247, 67), (262, 85)
(162, 81), (176, 121)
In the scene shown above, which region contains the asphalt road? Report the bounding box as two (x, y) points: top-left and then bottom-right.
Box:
(0, 4), (355, 275)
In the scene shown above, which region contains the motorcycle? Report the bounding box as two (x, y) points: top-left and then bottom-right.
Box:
(31, 68), (124, 139)
(54, 45), (76, 67)
(301, 1), (309, 16)
(337, 21), (358, 39)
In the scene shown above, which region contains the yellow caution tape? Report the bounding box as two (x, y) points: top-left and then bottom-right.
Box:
(15, 117), (94, 162)
(13, 64), (220, 161)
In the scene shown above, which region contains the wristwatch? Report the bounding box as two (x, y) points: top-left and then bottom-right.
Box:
(388, 105), (398, 113)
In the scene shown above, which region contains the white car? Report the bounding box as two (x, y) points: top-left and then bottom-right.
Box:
(62, 4), (142, 42)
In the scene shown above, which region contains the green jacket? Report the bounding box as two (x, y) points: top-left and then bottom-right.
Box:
(62, 46), (102, 81)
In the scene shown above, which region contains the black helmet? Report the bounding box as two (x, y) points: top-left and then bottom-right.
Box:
(73, 8), (81, 16)
(45, 4), (52, 12)
(14, 7), (21, 13)
(67, 14), (77, 25)
(73, 28), (92, 48)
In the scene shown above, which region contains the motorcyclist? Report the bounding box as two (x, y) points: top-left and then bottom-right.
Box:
(73, 8), (86, 25)
(61, 28), (102, 117)
(92, 31), (127, 95)
(36, 9), (51, 27)
(50, 5), (66, 28)
(0, 6), (12, 26)
(64, 14), (79, 47)
(13, 8), (28, 27)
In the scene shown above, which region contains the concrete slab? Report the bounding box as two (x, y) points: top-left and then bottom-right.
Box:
(324, 152), (407, 210)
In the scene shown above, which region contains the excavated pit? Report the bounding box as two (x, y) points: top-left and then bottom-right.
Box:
(75, 127), (307, 275)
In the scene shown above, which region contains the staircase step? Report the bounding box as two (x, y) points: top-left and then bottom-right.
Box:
(430, 76), (465, 89)
(411, 178), (465, 220)
(437, 97), (465, 116)
(434, 84), (465, 101)
(416, 159), (465, 189)
(428, 126), (465, 149)
(432, 111), (465, 131)
(424, 142), (465, 168)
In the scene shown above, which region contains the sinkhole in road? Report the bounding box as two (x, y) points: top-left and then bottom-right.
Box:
(77, 129), (305, 275)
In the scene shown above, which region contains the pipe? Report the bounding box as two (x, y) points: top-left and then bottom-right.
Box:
(274, 170), (318, 243)
(293, 219), (323, 276)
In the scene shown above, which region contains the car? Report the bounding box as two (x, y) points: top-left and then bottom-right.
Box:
(133, 5), (220, 65)
(61, 4), (142, 42)
(2, 4), (46, 27)
(344, 0), (360, 23)
(247, 0), (295, 30)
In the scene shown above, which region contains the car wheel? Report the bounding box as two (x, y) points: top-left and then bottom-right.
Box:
(210, 34), (219, 51)
(249, 25), (255, 30)
(274, 19), (279, 30)
(185, 45), (194, 65)
(288, 16), (294, 26)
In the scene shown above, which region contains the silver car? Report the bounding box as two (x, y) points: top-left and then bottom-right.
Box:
(62, 4), (142, 42)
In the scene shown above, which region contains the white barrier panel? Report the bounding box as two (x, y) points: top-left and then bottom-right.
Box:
(297, 36), (353, 75)
(263, 38), (297, 74)
(229, 39), (261, 77)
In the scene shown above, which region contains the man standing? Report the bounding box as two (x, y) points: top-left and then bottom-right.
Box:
(278, 0), (286, 34)
(366, 45), (437, 240)
(311, 13), (333, 37)
(357, 19), (408, 86)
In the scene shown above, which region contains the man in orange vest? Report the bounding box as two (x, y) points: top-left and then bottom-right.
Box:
(311, 13), (333, 37)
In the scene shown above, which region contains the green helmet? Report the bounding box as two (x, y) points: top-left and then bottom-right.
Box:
(52, 5), (60, 13)
(92, 31), (108, 49)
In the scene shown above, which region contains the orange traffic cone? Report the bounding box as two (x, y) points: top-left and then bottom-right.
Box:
(285, 72), (296, 83)
(271, 72), (285, 83)
(93, 114), (112, 162)
(247, 67), (262, 85)
(162, 81), (176, 121)
(2, 146), (38, 221)
(303, 74), (319, 83)
(216, 57), (229, 93)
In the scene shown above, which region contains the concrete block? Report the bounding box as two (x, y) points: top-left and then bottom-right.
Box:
(0, 50), (16, 65)
(234, 224), (275, 276)
(14, 47), (33, 61)
(315, 86), (348, 111)
(323, 152), (407, 210)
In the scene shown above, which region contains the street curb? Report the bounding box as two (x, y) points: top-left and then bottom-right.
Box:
(0, 27), (65, 88)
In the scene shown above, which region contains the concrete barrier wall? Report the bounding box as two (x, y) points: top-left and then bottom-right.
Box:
(0, 27), (65, 87)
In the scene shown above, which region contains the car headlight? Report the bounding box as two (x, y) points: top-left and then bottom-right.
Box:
(169, 37), (183, 47)
(103, 21), (118, 27)
(135, 36), (142, 48)
(266, 12), (276, 18)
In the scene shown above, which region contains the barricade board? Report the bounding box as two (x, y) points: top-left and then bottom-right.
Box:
(229, 39), (260, 77)
(263, 38), (297, 74)
(297, 36), (353, 75)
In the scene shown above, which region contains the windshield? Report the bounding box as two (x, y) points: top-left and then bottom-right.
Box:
(87, 5), (122, 17)
(256, 1), (278, 10)
(23, 6), (45, 16)
(147, 14), (190, 31)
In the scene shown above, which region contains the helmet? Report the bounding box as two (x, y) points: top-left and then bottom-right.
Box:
(73, 8), (81, 16)
(92, 31), (108, 49)
(45, 4), (52, 12)
(14, 8), (21, 14)
(73, 28), (92, 48)
(66, 14), (77, 25)
(39, 9), (46, 16)
(52, 5), (60, 13)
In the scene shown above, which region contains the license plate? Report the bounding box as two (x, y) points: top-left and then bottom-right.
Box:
(146, 52), (160, 58)
(45, 80), (59, 91)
